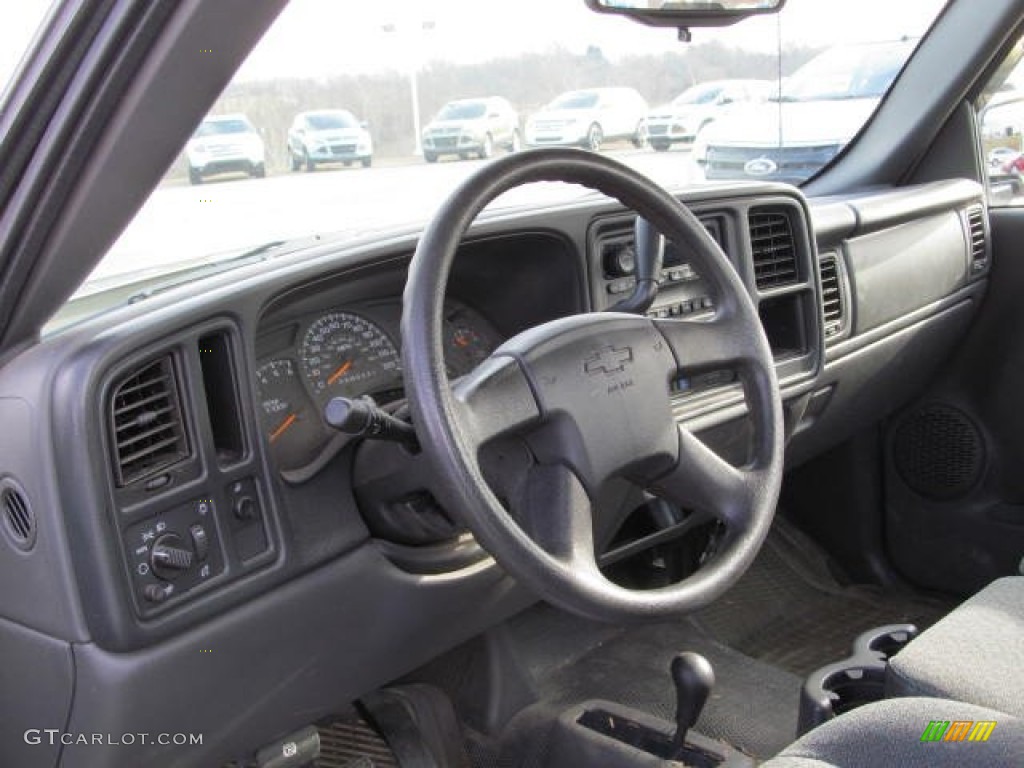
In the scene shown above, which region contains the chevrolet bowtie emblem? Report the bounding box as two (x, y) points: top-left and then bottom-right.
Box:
(584, 346), (634, 376)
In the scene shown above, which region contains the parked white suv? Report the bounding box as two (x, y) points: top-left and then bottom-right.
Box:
(422, 97), (520, 162)
(287, 110), (373, 171)
(645, 79), (773, 152)
(525, 87), (648, 151)
(184, 114), (265, 185)
(695, 40), (915, 183)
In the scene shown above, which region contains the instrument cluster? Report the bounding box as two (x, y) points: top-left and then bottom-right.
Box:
(254, 299), (499, 478)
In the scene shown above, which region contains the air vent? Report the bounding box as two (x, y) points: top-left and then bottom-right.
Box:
(965, 205), (987, 269)
(109, 356), (189, 487)
(749, 210), (798, 290)
(819, 254), (845, 339)
(2, 481), (35, 550)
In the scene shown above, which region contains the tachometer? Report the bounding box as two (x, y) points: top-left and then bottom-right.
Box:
(443, 305), (497, 376)
(299, 312), (401, 402)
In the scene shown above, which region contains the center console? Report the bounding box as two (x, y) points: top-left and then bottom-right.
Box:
(544, 652), (754, 768)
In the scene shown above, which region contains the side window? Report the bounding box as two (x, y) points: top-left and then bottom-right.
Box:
(978, 38), (1024, 206)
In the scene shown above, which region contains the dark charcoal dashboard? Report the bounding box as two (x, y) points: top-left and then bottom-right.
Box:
(0, 177), (989, 767)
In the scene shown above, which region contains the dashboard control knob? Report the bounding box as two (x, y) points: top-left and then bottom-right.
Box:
(603, 243), (637, 277)
(150, 533), (194, 580)
(143, 583), (173, 604)
(234, 495), (257, 521)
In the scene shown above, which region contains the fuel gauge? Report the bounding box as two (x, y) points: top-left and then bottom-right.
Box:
(256, 359), (324, 470)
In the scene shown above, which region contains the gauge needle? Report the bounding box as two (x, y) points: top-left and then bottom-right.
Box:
(327, 360), (353, 386)
(269, 413), (298, 443)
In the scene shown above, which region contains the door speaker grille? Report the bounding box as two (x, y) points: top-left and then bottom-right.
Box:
(892, 405), (984, 500)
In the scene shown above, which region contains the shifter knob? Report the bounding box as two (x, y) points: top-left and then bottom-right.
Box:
(671, 651), (715, 749)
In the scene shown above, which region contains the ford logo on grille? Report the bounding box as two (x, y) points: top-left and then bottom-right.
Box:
(744, 156), (778, 176)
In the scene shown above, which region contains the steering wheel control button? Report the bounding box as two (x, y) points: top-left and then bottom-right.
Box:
(190, 524), (210, 560)
(150, 533), (195, 579)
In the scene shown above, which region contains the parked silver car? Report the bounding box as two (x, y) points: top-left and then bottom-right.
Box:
(422, 97), (520, 162)
(645, 79), (773, 152)
(287, 110), (373, 171)
(695, 40), (915, 183)
(184, 114), (265, 184)
(525, 87), (648, 151)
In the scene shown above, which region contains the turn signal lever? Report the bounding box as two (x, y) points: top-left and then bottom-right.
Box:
(325, 396), (419, 450)
(610, 216), (664, 314)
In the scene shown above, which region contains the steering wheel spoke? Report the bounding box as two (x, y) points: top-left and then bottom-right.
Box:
(452, 354), (541, 446)
(655, 308), (762, 375)
(512, 463), (599, 574)
(648, 424), (758, 529)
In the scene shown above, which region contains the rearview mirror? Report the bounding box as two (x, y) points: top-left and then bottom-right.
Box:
(585, 0), (785, 29)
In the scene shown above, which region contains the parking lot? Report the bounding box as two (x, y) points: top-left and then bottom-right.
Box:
(93, 147), (697, 285)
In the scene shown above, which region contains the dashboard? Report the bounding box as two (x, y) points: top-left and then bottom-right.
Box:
(0, 176), (991, 767)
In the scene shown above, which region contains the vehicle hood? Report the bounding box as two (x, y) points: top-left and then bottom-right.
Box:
(187, 133), (262, 151)
(424, 119), (483, 134)
(305, 128), (366, 142)
(528, 108), (593, 123)
(702, 98), (880, 147)
(647, 103), (707, 121)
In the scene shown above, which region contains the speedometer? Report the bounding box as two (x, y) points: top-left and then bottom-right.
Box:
(299, 312), (401, 403)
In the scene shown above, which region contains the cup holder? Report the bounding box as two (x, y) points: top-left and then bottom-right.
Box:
(797, 623), (918, 735)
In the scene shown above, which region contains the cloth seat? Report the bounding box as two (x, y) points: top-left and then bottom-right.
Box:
(762, 697), (1024, 767)
(886, 576), (1024, 717)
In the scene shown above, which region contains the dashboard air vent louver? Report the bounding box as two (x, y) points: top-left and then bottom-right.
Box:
(818, 254), (844, 339)
(749, 210), (798, 290)
(965, 205), (987, 268)
(110, 356), (189, 487)
(2, 481), (35, 550)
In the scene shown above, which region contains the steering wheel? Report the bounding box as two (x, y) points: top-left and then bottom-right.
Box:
(401, 148), (783, 621)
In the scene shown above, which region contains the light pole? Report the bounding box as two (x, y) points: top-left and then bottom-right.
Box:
(382, 20), (434, 157)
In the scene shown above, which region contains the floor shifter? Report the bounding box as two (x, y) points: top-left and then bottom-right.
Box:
(561, 651), (753, 767)
(671, 651), (716, 755)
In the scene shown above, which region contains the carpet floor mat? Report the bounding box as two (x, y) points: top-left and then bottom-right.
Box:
(691, 519), (953, 677)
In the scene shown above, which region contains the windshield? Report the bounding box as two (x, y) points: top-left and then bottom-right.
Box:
(46, 0), (947, 327)
(437, 101), (486, 120)
(781, 41), (915, 101)
(305, 111), (357, 130)
(549, 91), (600, 110)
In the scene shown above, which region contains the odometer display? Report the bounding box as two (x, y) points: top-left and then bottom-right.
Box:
(299, 312), (401, 402)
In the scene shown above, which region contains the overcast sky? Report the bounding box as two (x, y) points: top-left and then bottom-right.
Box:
(235, 0), (949, 80)
(0, 0), (953, 91)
